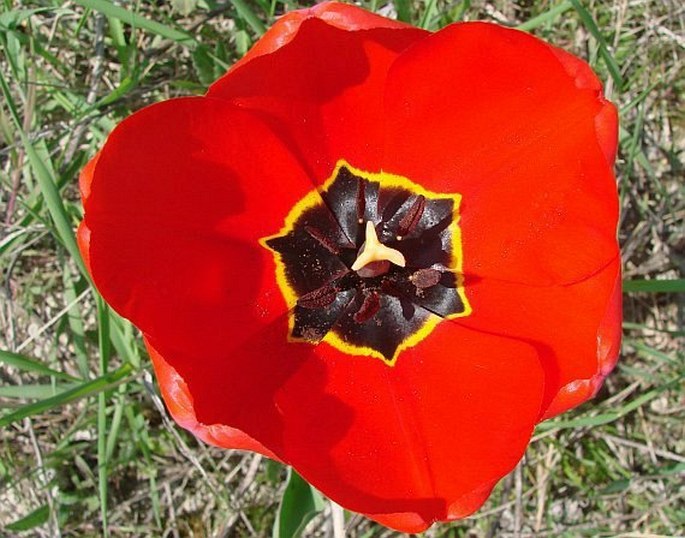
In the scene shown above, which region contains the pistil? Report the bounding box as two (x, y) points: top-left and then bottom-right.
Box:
(351, 221), (406, 275)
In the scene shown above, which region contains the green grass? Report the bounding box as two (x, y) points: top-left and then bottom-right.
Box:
(1, 0), (683, 536)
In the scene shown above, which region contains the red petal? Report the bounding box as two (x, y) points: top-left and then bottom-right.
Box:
(76, 221), (92, 276)
(172, 316), (543, 529)
(383, 22), (619, 287)
(457, 255), (621, 419)
(381, 23), (620, 421)
(367, 482), (495, 532)
(146, 338), (278, 459)
(233, 1), (417, 70)
(81, 96), (313, 357)
(138, 298), (543, 531)
(548, 46), (619, 165)
(78, 149), (100, 205)
(540, 262), (622, 419)
(291, 323), (542, 528)
(208, 17), (427, 180)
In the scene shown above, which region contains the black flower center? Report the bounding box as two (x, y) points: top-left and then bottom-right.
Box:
(262, 162), (471, 365)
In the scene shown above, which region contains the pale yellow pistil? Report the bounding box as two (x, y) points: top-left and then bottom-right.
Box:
(351, 221), (406, 272)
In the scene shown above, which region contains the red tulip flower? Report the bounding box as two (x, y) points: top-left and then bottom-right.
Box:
(78, 2), (621, 532)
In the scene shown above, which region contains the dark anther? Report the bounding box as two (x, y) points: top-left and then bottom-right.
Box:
(297, 283), (338, 309)
(380, 278), (402, 299)
(353, 291), (380, 323)
(397, 195), (426, 238)
(305, 225), (339, 254)
(356, 178), (366, 224)
(410, 268), (442, 289)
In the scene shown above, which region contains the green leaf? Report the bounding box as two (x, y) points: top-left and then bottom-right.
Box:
(600, 478), (631, 495)
(0, 348), (79, 382)
(273, 468), (325, 538)
(229, 0), (266, 36)
(0, 363), (133, 428)
(657, 462), (685, 476)
(0, 70), (88, 278)
(0, 383), (77, 399)
(192, 45), (216, 87)
(71, 0), (196, 48)
(569, 0), (623, 90)
(623, 279), (685, 293)
(517, 0), (572, 31)
(394, 0), (412, 23)
(172, 0), (197, 16)
(6, 504), (50, 531)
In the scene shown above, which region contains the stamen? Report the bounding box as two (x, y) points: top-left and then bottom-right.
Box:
(397, 195), (426, 239)
(353, 291), (380, 323)
(352, 221), (406, 272)
(305, 225), (339, 254)
(356, 178), (366, 224)
(297, 283), (338, 309)
(410, 268), (442, 289)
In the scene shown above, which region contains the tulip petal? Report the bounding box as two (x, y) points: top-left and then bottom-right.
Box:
(367, 483), (495, 532)
(166, 307), (543, 530)
(382, 22), (620, 418)
(81, 96), (315, 357)
(145, 338), (279, 459)
(208, 16), (427, 180)
(232, 1), (417, 70)
(383, 22), (619, 287)
(456, 255), (621, 419)
(540, 262), (622, 418)
(547, 46), (619, 166)
(78, 149), (100, 205)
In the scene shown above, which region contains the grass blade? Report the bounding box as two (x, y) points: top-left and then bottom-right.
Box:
(419, 0), (438, 30)
(538, 377), (682, 431)
(623, 279), (685, 293)
(105, 385), (127, 462)
(0, 348), (79, 382)
(229, 0), (266, 36)
(0, 363), (133, 428)
(96, 295), (112, 537)
(517, 0), (572, 31)
(394, 0), (412, 23)
(72, 0), (196, 47)
(62, 264), (90, 378)
(0, 383), (77, 399)
(0, 70), (88, 278)
(273, 467), (325, 538)
(569, 0), (623, 90)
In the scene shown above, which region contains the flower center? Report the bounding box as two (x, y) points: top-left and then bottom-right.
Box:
(261, 161), (471, 365)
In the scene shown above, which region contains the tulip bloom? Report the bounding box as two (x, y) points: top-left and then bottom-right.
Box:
(78, 2), (621, 532)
